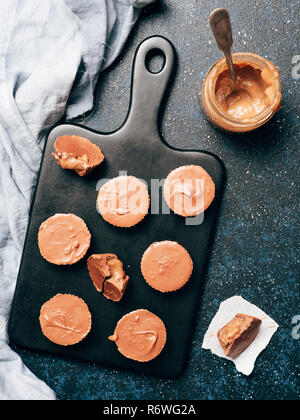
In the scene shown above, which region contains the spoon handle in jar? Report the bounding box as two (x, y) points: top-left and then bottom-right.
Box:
(210, 8), (237, 83)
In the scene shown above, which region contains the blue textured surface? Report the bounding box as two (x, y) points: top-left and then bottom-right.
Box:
(11, 0), (299, 400)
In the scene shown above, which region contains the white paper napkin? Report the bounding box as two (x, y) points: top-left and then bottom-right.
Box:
(202, 296), (279, 375)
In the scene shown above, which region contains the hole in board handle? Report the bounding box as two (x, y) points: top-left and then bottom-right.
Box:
(145, 48), (166, 74)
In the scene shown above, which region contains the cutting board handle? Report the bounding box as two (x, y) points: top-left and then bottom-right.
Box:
(121, 36), (175, 137)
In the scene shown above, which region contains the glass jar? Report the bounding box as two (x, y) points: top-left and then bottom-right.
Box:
(201, 52), (282, 133)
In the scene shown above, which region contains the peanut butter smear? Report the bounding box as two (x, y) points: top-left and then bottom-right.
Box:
(215, 63), (279, 120)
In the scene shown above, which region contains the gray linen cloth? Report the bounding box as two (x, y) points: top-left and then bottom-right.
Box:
(0, 0), (155, 400)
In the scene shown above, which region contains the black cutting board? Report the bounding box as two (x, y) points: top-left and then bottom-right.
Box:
(8, 36), (225, 377)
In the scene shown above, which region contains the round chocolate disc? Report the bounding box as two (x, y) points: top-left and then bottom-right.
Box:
(109, 309), (167, 362)
(163, 165), (215, 217)
(97, 175), (150, 228)
(38, 213), (91, 265)
(141, 240), (193, 292)
(39, 294), (92, 346)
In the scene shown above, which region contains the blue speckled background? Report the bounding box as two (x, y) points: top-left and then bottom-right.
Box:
(10, 0), (299, 400)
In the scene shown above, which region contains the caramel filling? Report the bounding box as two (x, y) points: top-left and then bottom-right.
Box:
(103, 257), (129, 302)
(53, 152), (89, 173)
(215, 64), (278, 120)
(107, 258), (125, 282)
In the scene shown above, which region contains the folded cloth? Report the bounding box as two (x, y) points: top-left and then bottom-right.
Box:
(0, 0), (155, 400)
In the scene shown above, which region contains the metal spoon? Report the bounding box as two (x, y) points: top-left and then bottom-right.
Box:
(210, 8), (237, 84)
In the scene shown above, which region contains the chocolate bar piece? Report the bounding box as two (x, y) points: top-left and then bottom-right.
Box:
(217, 313), (262, 358)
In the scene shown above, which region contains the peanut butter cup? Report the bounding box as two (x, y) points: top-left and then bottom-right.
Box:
(141, 240), (193, 292)
(217, 313), (262, 358)
(163, 165), (215, 217)
(87, 253), (129, 302)
(97, 175), (150, 228)
(39, 294), (92, 346)
(38, 213), (91, 265)
(53, 135), (104, 176)
(108, 309), (167, 362)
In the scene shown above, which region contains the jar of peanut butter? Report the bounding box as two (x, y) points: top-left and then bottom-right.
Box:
(201, 52), (282, 133)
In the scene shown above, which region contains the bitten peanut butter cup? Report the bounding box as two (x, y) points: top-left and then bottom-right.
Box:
(39, 294), (92, 346)
(38, 213), (91, 265)
(53, 135), (104, 176)
(108, 309), (167, 362)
